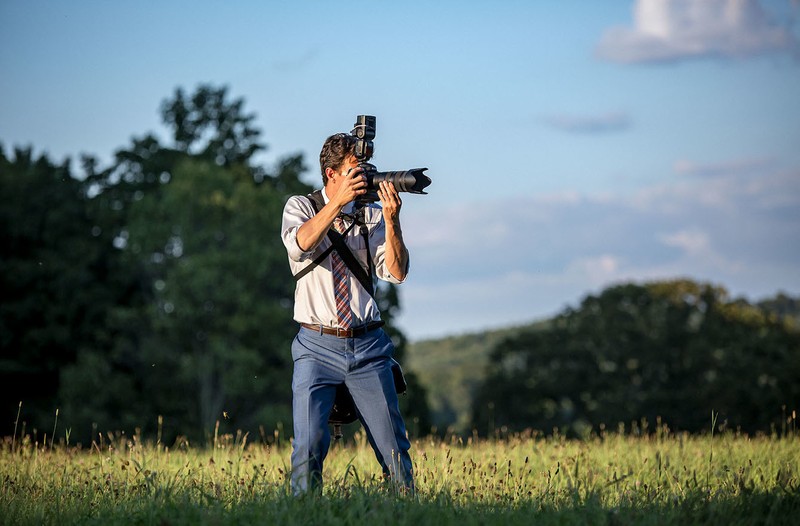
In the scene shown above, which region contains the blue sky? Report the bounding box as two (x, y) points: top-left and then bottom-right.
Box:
(2, 0), (799, 340)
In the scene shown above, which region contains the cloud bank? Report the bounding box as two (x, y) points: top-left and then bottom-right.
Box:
(399, 160), (800, 340)
(596, 0), (797, 64)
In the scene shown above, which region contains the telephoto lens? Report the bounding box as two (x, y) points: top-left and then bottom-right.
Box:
(367, 169), (431, 195)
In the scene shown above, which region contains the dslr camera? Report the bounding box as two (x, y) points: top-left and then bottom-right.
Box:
(350, 115), (431, 203)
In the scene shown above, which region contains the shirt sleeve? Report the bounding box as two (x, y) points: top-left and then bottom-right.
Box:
(281, 195), (319, 262)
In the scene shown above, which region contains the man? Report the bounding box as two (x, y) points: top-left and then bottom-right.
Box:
(280, 132), (414, 495)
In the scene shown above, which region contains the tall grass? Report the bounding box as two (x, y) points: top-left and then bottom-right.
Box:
(2, 424), (799, 525)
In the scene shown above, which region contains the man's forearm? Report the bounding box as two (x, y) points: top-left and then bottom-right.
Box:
(384, 220), (409, 281)
(296, 201), (339, 252)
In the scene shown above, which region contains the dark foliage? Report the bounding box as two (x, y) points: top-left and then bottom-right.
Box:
(473, 280), (800, 436)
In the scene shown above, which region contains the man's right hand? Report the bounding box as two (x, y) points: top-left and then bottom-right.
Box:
(332, 165), (367, 209)
(296, 159), (367, 252)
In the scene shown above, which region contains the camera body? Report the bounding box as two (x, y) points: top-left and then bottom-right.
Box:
(350, 115), (430, 203)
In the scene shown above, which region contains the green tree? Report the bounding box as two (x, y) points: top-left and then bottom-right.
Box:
(473, 280), (800, 436)
(0, 146), (140, 436)
(160, 84), (264, 168)
(58, 85), (305, 443)
(149, 157), (297, 431)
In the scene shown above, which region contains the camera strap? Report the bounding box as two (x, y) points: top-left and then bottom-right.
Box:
(293, 191), (375, 298)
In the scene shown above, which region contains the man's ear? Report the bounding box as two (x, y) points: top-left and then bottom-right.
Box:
(325, 167), (337, 182)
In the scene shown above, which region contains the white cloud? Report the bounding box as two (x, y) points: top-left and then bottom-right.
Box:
(596, 0), (797, 64)
(272, 48), (319, 72)
(659, 228), (711, 255)
(673, 156), (774, 177)
(544, 111), (631, 134)
(398, 161), (800, 340)
(566, 255), (622, 286)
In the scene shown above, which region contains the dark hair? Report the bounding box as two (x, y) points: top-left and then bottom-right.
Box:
(319, 133), (357, 186)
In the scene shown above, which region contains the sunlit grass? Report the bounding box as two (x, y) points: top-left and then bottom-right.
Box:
(2, 425), (799, 525)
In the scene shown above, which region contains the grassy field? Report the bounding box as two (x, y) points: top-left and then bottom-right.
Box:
(2, 426), (799, 525)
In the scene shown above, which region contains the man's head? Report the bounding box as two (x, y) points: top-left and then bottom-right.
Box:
(320, 133), (358, 187)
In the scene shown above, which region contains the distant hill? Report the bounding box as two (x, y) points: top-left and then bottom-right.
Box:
(405, 320), (550, 433)
(406, 288), (800, 435)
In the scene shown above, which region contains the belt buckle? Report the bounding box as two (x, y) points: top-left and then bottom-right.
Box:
(336, 327), (349, 338)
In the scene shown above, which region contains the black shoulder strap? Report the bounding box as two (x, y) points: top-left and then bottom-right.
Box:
(293, 192), (375, 298)
(356, 205), (375, 296)
(306, 190), (325, 214)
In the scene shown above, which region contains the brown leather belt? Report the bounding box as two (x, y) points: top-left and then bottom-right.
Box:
(300, 321), (385, 338)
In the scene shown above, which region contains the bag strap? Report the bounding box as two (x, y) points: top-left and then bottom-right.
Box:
(293, 191), (375, 298)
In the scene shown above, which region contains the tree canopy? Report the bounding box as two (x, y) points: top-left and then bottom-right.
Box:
(472, 280), (800, 437)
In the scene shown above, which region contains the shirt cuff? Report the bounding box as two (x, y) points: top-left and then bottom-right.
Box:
(286, 226), (315, 262)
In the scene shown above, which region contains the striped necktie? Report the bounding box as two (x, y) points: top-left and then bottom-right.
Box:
(331, 218), (354, 328)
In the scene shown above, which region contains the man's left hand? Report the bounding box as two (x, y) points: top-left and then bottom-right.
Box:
(378, 181), (402, 224)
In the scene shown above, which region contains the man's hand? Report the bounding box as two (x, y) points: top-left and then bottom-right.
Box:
(377, 181), (402, 224)
(296, 164), (364, 252)
(332, 165), (367, 209)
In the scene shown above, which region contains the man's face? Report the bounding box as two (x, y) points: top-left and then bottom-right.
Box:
(337, 155), (359, 178)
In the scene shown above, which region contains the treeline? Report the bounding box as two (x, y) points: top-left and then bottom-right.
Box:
(470, 281), (799, 436)
(0, 85), (430, 446)
(409, 282), (799, 437)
